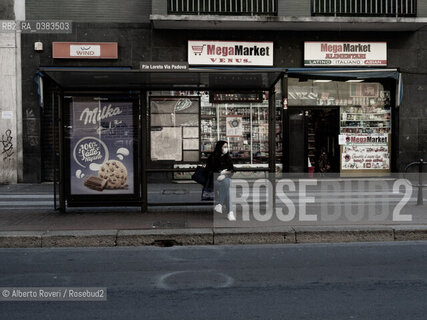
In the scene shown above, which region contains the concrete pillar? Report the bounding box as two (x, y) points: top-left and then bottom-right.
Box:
(0, 32), (18, 183)
(15, 0), (24, 182)
(0, 0), (24, 183)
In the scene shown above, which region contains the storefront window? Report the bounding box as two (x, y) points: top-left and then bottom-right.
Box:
(339, 84), (391, 172)
(287, 78), (392, 175)
(274, 81), (283, 172)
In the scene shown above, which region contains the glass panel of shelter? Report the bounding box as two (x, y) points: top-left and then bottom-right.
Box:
(148, 91), (274, 180)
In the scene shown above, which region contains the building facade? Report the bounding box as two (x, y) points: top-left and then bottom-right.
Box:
(1, 0), (426, 187)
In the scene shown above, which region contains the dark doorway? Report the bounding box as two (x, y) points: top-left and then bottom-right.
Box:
(288, 107), (340, 173)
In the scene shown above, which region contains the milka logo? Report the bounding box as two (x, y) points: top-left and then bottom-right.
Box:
(79, 104), (122, 125)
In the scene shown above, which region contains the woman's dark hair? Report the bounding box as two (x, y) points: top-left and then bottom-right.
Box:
(213, 140), (228, 156)
(207, 140), (234, 173)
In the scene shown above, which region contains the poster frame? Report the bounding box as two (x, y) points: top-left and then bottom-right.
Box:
(63, 93), (142, 207)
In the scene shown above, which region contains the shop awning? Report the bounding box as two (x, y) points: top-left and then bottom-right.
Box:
(286, 68), (403, 106)
(286, 68), (399, 80)
(39, 67), (285, 91)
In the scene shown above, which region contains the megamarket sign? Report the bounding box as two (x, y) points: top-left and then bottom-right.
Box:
(304, 42), (387, 66)
(339, 134), (389, 145)
(188, 40), (273, 66)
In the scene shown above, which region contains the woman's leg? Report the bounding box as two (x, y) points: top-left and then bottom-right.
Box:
(214, 180), (225, 205)
(215, 178), (230, 206)
(222, 178), (232, 212)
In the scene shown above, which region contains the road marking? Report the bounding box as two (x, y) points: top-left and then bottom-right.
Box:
(156, 270), (234, 290)
(0, 195), (53, 198)
(0, 201), (53, 206)
(0, 207), (53, 210)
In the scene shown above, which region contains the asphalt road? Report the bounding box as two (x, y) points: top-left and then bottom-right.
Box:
(1, 242), (427, 320)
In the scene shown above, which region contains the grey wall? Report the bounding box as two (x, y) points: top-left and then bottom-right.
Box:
(0, 0), (15, 19)
(152, 0), (167, 15)
(419, 1), (427, 17)
(278, 0), (311, 17)
(26, 0), (151, 23)
(0, 32), (18, 183)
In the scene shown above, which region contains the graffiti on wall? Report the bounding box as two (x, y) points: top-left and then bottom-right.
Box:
(25, 108), (35, 119)
(1, 128), (14, 161)
(0, 127), (16, 183)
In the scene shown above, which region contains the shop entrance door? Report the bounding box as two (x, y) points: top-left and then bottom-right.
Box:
(288, 107), (340, 173)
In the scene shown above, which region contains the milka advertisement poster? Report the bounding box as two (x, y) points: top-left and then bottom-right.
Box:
(70, 98), (134, 195)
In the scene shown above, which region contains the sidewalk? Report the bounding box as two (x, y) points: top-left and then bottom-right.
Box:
(0, 183), (426, 248)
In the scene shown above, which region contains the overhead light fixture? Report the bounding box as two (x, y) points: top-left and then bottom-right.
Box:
(313, 80), (332, 83)
(346, 80), (364, 83)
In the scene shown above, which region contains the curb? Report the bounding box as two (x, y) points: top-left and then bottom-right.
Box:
(117, 229), (214, 246)
(43, 230), (118, 247)
(1, 226), (427, 248)
(214, 227), (295, 245)
(0, 231), (44, 248)
(393, 226), (427, 241)
(293, 226), (395, 243)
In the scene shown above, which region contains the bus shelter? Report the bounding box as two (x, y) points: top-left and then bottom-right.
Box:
(39, 67), (285, 212)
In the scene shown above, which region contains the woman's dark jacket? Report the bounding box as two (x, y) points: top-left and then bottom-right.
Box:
(204, 153), (235, 189)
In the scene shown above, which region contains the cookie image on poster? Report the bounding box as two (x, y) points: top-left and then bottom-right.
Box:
(98, 160), (128, 189)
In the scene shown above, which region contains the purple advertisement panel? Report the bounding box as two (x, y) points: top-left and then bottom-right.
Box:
(70, 98), (134, 195)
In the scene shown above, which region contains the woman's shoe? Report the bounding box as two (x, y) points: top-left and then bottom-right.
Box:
(214, 204), (223, 213)
(227, 211), (236, 221)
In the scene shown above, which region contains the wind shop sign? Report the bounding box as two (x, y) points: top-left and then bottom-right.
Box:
(52, 42), (118, 59)
(304, 42), (387, 66)
(188, 41), (273, 66)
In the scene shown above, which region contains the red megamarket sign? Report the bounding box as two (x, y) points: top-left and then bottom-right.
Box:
(52, 42), (118, 59)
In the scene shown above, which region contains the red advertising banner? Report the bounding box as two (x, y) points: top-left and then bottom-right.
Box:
(52, 42), (118, 59)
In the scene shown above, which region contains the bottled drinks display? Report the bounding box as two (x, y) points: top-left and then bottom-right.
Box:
(200, 93), (274, 165)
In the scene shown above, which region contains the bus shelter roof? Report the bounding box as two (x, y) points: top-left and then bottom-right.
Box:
(39, 67), (286, 91)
